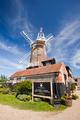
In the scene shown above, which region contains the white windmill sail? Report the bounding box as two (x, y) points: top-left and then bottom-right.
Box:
(46, 34), (55, 43)
(18, 52), (30, 65)
(20, 31), (34, 46)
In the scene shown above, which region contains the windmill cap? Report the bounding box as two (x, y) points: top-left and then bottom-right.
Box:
(37, 27), (45, 40)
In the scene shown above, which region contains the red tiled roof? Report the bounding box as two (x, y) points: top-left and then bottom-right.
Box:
(11, 63), (64, 78)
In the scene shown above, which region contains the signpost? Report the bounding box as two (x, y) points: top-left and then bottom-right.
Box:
(32, 79), (54, 104)
(34, 82), (51, 96)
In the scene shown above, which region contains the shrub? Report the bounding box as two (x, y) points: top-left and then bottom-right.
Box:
(8, 84), (17, 92)
(61, 97), (66, 105)
(72, 94), (79, 100)
(34, 98), (42, 102)
(17, 94), (27, 101)
(0, 87), (10, 94)
(71, 83), (76, 93)
(17, 94), (32, 101)
(61, 94), (72, 106)
(9, 92), (16, 96)
(16, 81), (32, 96)
(26, 95), (32, 101)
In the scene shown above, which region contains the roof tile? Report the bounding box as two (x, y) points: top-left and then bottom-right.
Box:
(11, 63), (64, 78)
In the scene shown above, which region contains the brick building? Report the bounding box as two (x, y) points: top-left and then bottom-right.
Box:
(10, 29), (70, 101)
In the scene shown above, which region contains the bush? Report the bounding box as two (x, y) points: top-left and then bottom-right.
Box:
(61, 97), (66, 105)
(8, 84), (17, 92)
(26, 95), (32, 101)
(61, 94), (72, 106)
(71, 83), (76, 93)
(0, 87), (10, 94)
(9, 92), (16, 96)
(34, 98), (42, 102)
(17, 94), (27, 101)
(72, 94), (79, 100)
(17, 94), (32, 101)
(16, 81), (32, 96)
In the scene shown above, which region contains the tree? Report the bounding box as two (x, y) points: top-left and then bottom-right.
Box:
(0, 75), (8, 87)
(71, 83), (76, 93)
(16, 80), (32, 96)
(0, 75), (8, 82)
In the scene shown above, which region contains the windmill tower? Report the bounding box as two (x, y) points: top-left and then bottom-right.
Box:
(20, 28), (55, 67)
(30, 28), (48, 67)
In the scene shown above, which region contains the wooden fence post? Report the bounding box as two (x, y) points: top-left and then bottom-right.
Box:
(32, 81), (34, 101)
(50, 79), (53, 104)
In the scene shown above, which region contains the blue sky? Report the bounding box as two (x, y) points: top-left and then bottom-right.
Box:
(0, 0), (80, 77)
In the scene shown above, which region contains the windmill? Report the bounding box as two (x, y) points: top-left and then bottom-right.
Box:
(18, 28), (55, 68)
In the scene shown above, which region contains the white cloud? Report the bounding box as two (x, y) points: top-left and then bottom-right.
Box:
(0, 40), (23, 56)
(7, 0), (35, 35)
(0, 0), (35, 77)
(47, 20), (80, 69)
(55, 20), (80, 47)
(56, 20), (80, 51)
(0, 57), (25, 77)
(0, 48), (30, 76)
(58, 20), (80, 37)
(71, 50), (80, 69)
(0, 57), (22, 69)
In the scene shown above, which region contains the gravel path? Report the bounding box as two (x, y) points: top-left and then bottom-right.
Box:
(0, 94), (80, 120)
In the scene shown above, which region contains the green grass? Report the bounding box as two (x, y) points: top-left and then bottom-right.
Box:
(0, 94), (67, 111)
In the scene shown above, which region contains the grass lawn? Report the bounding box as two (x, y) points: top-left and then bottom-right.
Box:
(0, 94), (67, 111)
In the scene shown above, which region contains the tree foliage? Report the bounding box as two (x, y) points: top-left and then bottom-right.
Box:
(0, 74), (8, 82)
(16, 80), (32, 96)
(71, 83), (76, 92)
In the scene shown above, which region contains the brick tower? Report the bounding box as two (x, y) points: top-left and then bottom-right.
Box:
(30, 28), (48, 67)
